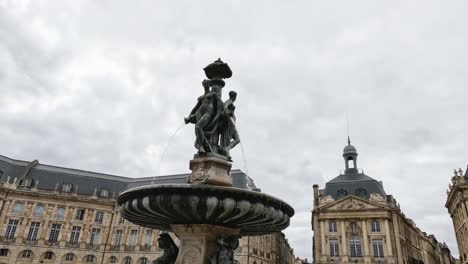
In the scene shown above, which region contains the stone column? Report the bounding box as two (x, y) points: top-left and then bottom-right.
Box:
(362, 220), (371, 263)
(340, 221), (348, 263)
(172, 224), (240, 264)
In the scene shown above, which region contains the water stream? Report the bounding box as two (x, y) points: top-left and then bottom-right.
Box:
(158, 123), (186, 174)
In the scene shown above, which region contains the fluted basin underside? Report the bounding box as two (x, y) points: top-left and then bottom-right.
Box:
(117, 184), (294, 235)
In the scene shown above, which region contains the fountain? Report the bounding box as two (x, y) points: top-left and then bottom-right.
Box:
(118, 59), (294, 264)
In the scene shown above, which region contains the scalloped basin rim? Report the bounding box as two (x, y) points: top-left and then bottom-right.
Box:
(118, 183), (294, 216)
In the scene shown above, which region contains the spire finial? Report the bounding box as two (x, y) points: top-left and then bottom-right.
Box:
(348, 136), (351, 145)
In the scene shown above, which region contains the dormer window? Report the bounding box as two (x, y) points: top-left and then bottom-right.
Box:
(337, 189), (348, 198)
(355, 188), (367, 198)
(62, 184), (72, 192)
(100, 189), (109, 198)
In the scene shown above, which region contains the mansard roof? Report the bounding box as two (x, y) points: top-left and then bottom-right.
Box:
(0, 154), (252, 196)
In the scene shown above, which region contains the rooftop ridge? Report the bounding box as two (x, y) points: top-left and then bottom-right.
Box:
(0, 153), (244, 182)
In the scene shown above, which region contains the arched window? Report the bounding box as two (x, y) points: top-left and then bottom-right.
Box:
(108, 256), (117, 263)
(350, 235), (362, 257)
(18, 250), (33, 259)
(40, 251), (55, 261)
(63, 253), (76, 262)
(84, 255), (96, 263)
(0, 248), (9, 256)
(123, 256), (132, 264)
(138, 257), (148, 264)
(349, 222), (362, 258)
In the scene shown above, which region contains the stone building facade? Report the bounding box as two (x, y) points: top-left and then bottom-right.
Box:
(0, 154), (295, 264)
(236, 232), (295, 264)
(312, 140), (457, 264)
(446, 166), (468, 264)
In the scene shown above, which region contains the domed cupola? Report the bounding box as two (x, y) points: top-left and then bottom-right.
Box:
(323, 138), (387, 200)
(343, 137), (358, 174)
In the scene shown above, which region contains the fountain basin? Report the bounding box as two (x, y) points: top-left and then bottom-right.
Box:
(117, 184), (294, 236)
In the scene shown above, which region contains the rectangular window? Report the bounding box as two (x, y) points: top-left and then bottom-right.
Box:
(330, 239), (339, 257)
(329, 221), (337, 232)
(55, 207), (65, 220)
(95, 211), (104, 224)
(371, 220), (381, 232)
(0, 249), (8, 256)
(12, 202), (24, 214)
(70, 226), (81, 244)
(5, 219), (19, 239)
(115, 230), (123, 246)
(75, 209), (85, 220)
(129, 229), (138, 246)
(144, 229), (153, 246)
(373, 240), (384, 258)
(27, 222), (40, 241)
(350, 235), (362, 257)
(90, 228), (101, 245)
(34, 204), (45, 216)
(49, 223), (61, 242)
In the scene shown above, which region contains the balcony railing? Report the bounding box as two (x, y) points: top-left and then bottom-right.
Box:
(124, 245), (136, 251)
(140, 244), (152, 251)
(86, 244), (100, 250)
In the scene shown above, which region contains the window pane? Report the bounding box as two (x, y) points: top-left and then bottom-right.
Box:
(12, 202), (24, 213)
(5, 219), (19, 239)
(27, 222), (40, 241)
(34, 204), (45, 216)
(55, 207), (65, 220)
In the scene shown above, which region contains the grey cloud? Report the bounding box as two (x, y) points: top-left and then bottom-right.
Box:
(1, 0), (467, 259)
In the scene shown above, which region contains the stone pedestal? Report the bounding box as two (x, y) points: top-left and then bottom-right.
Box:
(187, 156), (232, 187)
(172, 224), (240, 264)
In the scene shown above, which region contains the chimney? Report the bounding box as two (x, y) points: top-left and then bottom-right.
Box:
(313, 184), (319, 207)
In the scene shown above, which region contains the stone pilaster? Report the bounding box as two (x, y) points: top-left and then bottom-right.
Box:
(362, 220), (371, 263)
(392, 212), (404, 264)
(320, 220), (326, 262)
(340, 220), (348, 263)
(384, 219), (393, 257)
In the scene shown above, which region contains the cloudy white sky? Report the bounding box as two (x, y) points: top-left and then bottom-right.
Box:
(1, 0), (467, 260)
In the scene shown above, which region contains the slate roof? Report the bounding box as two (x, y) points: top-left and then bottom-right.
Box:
(0, 154), (253, 197)
(324, 171), (387, 200)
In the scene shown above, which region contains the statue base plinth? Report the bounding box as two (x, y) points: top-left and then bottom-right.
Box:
(172, 224), (240, 264)
(187, 155), (232, 187)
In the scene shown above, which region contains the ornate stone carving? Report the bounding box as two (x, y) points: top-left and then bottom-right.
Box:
(181, 248), (200, 264)
(187, 156), (232, 186)
(320, 195), (335, 205)
(369, 192), (386, 202)
(337, 199), (366, 210)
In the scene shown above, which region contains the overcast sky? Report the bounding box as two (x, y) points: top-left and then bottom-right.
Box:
(1, 0), (467, 260)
